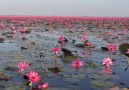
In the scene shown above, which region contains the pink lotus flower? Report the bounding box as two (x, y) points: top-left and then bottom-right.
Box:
(21, 34), (27, 38)
(103, 57), (113, 67)
(107, 43), (113, 51)
(38, 82), (49, 89)
(27, 71), (41, 84)
(97, 35), (101, 38)
(59, 36), (65, 42)
(17, 61), (29, 73)
(107, 43), (119, 51)
(20, 27), (27, 33)
(72, 59), (83, 68)
(113, 43), (119, 51)
(114, 33), (118, 38)
(82, 32), (86, 35)
(82, 36), (87, 41)
(87, 42), (93, 47)
(52, 47), (60, 54)
(121, 31), (126, 35)
(126, 49), (129, 54)
(108, 32), (112, 36)
(13, 30), (17, 34)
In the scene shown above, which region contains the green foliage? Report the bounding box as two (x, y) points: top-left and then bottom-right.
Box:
(61, 56), (78, 63)
(119, 43), (129, 51)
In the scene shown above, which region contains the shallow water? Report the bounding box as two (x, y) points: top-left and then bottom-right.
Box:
(0, 27), (129, 90)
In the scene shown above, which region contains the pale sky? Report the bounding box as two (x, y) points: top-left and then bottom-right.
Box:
(0, 0), (129, 17)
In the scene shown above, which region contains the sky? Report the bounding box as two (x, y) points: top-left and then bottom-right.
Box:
(0, 0), (129, 17)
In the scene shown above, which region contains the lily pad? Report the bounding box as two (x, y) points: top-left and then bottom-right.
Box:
(119, 43), (129, 51)
(126, 56), (129, 65)
(22, 37), (28, 40)
(90, 84), (103, 90)
(88, 74), (115, 80)
(24, 29), (31, 34)
(84, 40), (89, 45)
(90, 80), (116, 88)
(62, 67), (76, 72)
(4, 63), (18, 72)
(7, 85), (25, 90)
(61, 56), (78, 63)
(71, 74), (86, 78)
(86, 46), (95, 48)
(84, 68), (98, 74)
(48, 67), (61, 73)
(5, 34), (13, 38)
(86, 61), (99, 68)
(0, 74), (10, 81)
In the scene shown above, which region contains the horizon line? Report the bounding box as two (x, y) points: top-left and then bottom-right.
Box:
(0, 15), (129, 18)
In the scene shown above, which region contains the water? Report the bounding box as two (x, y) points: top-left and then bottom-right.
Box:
(0, 17), (129, 90)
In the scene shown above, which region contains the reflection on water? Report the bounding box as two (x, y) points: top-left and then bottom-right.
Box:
(0, 17), (129, 90)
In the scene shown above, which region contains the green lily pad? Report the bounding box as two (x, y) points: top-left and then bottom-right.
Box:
(84, 68), (98, 74)
(71, 74), (86, 78)
(119, 43), (129, 51)
(6, 34), (13, 38)
(22, 37), (28, 40)
(46, 73), (56, 78)
(0, 74), (10, 81)
(90, 80), (116, 88)
(86, 61), (99, 68)
(48, 67), (61, 73)
(7, 86), (25, 90)
(56, 74), (64, 78)
(24, 29), (31, 34)
(88, 74), (115, 80)
(126, 56), (129, 65)
(86, 46), (95, 48)
(84, 40), (89, 45)
(62, 67), (76, 72)
(90, 84), (103, 90)
(61, 56), (78, 63)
